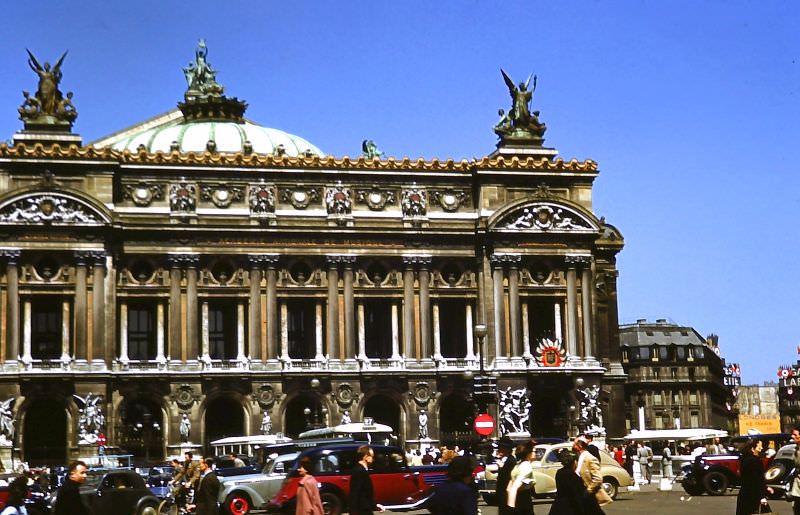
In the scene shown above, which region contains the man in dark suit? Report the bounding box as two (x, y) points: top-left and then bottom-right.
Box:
(494, 436), (516, 515)
(54, 460), (89, 515)
(188, 457), (220, 515)
(349, 445), (385, 515)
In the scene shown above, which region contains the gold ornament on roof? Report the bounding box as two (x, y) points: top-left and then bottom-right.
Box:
(18, 49), (77, 128)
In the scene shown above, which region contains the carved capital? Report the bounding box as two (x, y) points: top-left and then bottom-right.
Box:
(168, 254), (200, 268)
(0, 250), (21, 265)
(402, 255), (433, 269)
(564, 254), (593, 267)
(326, 255), (357, 268)
(490, 254), (522, 268)
(248, 254), (280, 269)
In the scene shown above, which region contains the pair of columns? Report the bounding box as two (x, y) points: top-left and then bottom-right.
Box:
(3, 250), (107, 366)
(490, 253), (594, 361)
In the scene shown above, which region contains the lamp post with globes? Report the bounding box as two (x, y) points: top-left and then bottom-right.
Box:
(471, 324), (496, 415)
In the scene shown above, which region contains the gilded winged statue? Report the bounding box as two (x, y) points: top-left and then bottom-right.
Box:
(494, 68), (546, 144)
(19, 49), (77, 124)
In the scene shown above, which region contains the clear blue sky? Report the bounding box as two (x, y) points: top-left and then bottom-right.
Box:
(1, 1), (797, 384)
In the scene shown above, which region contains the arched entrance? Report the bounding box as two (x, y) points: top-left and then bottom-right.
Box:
(24, 398), (67, 466)
(117, 397), (163, 463)
(438, 394), (474, 447)
(363, 394), (400, 434)
(205, 396), (245, 444)
(283, 395), (324, 438)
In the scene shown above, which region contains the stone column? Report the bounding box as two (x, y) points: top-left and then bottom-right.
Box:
(465, 304), (475, 361)
(156, 303), (166, 364)
(326, 256), (340, 361)
(265, 257), (279, 360)
(21, 300), (31, 366)
(357, 302), (366, 361)
(119, 301), (129, 365)
(315, 301), (324, 361)
(168, 257), (182, 361)
(432, 302), (442, 361)
(280, 302), (290, 361)
(402, 259), (415, 361)
(91, 252), (107, 365)
(237, 302), (246, 364)
(507, 256), (522, 357)
(74, 251), (89, 361)
(521, 303), (531, 358)
(247, 256), (264, 362)
(565, 264), (578, 358)
(3, 250), (21, 362)
(581, 266), (594, 359)
(554, 302), (563, 342)
(390, 303), (401, 361)
(185, 256), (199, 361)
(342, 257), (356, 360)
(490, 255), (506, 359)
(62, 300), (72, 363)
(201, 301), (210, 363)
(418, 257), (432, 360)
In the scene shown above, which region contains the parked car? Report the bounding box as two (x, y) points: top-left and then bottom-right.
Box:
(267, 444), (452, 515)
(477, 442), (632, 503)
(681, 433), (791, 496)
(50, 469), (161, 515)
(219, 451), (300, 515)
(765, 443), (798, 496)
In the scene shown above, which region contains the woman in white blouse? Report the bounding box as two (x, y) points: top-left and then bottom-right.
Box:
(506, 440), (538, 515)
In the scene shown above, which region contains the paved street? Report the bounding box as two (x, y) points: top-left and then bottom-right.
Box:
(399, 484), (793, 515)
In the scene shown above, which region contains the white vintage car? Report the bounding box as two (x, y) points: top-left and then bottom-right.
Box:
(478, 442), (633, 503)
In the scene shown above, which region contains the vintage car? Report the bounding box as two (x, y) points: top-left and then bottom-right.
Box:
(478, 442), (632, 502)
(219, 451), (300, 515)
(764, 443), (798, 496)
(50, 469), (162, 515)
(681, 433), (791, 495)
(268, 443), (452, 515)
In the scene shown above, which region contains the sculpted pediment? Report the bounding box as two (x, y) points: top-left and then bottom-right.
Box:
(0, 192), (110, 225)
(491, 201), (599, 233)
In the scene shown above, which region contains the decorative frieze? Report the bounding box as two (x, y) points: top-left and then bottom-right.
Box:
(501, 202), (595, 232)
(280, 186), (320, 209)
(0, 195), (101, 225)
(169, 181), (197, 214)
(122, 182), (164, 207)
(325, 183), (352, 225)
(401, 187), (427, 218)
(431, 189), (470, 212)
(200, 183), (244, 208)
(249, 184), (276, 221)
(356, 186), (396, 211)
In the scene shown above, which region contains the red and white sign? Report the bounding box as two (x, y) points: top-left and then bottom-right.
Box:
(474, 413), (495, 436)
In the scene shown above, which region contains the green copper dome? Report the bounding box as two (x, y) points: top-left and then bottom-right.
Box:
(94, 110), (324, 157)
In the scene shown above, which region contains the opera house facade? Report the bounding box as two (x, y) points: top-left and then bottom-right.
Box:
(0, 44), (625, 463)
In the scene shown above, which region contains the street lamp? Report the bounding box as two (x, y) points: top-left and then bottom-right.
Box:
(471, 324), (496, 414)
(137, 412), (161, 465)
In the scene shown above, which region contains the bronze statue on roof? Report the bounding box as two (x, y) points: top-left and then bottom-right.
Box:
(183, 39), (224, 98)
(494, 68), (546, 147)
(18, 49), (77, 128)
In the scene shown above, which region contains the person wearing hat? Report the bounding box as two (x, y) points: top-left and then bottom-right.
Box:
(495, 436), (516, 515)
(426, 456), (478, 515)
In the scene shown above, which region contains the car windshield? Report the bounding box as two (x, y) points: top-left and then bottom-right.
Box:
(264, 453), (299, 474)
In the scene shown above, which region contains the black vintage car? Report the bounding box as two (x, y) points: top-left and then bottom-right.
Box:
(55, 469), (162, 515)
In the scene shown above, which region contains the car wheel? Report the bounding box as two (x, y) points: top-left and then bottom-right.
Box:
(765, 462), (787, 482)
(321, 492), (343, 515)
(138, 503), (159, 515)
(225, 492), (252, 515)
(602, 477), (619, 499)
(702, 471), (729, 495)
(681, 474), (704, 496)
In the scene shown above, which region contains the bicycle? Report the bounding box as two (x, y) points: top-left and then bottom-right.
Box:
(158, 483), (194, 515)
